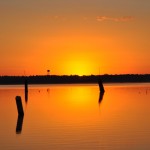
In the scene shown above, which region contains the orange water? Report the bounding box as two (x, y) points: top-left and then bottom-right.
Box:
(0, 83), (150, 150)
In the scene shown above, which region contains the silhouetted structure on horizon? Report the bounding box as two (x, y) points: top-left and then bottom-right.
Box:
(47, 70), (50, 76)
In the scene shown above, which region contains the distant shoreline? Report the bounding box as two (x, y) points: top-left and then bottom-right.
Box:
(0, 74), (150, 85)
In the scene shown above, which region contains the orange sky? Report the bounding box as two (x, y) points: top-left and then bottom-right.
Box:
(0, 0), (150, 76)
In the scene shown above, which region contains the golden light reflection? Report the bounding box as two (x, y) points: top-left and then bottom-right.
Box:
(27, 85), (100, 124)
(25, 84), (150, 130)
(66, 85), (94, 105)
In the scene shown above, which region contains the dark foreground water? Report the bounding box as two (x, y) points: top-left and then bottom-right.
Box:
(0, 83), (150, 150)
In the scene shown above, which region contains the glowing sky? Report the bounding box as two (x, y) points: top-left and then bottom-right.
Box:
(0, 0), (150, 75)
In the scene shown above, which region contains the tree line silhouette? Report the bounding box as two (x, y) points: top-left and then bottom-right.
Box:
(0, 74), (150, 85)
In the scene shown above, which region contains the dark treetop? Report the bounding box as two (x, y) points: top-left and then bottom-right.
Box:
(0, 74), (150, 85)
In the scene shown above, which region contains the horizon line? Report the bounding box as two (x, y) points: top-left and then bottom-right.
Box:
(1, 74), (150, 77)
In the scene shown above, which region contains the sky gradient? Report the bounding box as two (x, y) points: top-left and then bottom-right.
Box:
(0, 0), (150, 75)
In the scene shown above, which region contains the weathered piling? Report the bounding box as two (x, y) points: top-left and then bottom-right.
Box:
(25, 91), (28, 103)
(99, 91), (104, 103)
(15, 96), (24, 116)
(25, 79), (28, 103)
(16, 115), (24, 134)
(98, 78), (105, 93)
(25, 79), (28, 93)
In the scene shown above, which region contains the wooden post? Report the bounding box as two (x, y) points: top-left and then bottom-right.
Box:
(25, 79), (28, 94)
(25, 79), (28, 103)
(15, 96), (24, 116)
(16, 115), (24, 134)
(99, 91), (104, 104)
(98, 78), (105, 93)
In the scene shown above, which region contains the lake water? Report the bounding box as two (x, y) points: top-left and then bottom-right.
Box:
(0, 83), (150, 150)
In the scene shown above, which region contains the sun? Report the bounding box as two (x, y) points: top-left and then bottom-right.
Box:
(65, 60), (91, 76)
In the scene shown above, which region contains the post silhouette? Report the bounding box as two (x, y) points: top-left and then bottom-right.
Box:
(98, 77), (105, 105)
(16, 115), (24, 134)
(16, 96), (24, 116)
(25, 91), (28, 103)
(98, 78), (105, 93)
(99, 91), (105, 104)
(25, 79), (28, 103)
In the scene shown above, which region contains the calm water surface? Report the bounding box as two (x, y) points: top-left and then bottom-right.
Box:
(0, 83), (150, 150)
